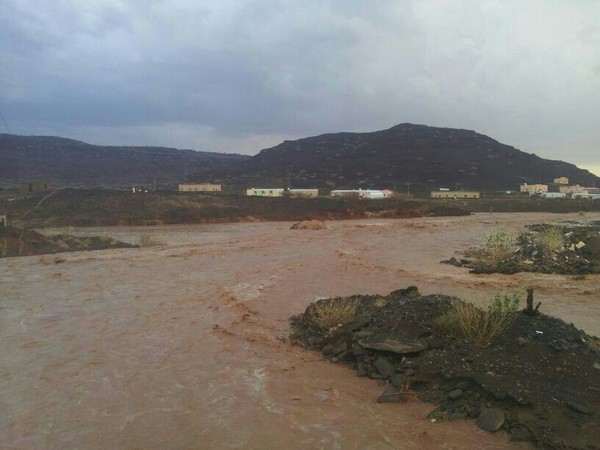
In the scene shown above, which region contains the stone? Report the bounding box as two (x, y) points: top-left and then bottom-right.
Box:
(476, 407), (505, 432)
(575, 241), (586, 250)
(373, 357), (396, 378)
(448, 389), (463, 400)
(351, 344), (366, 357)
(377, 387), (407, 403)
(390, 374), (408, 388)
(566, 400), (593, 415)
(290, 220), (327, 230)
(359, 337), (428, 354)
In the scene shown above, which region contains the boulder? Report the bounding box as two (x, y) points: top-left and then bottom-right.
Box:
(377, 387), (407, 403)
(373, 357), (396, 378)
(476, 407), (505, 432)
(290, 220), (327, 230)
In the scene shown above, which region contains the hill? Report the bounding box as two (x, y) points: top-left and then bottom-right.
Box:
(212, 124), (599, 191)
(2, 125), (598, 192)
(0, 134), (249, 189)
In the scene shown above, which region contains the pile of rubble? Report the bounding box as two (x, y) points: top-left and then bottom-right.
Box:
(444, 221), (600, 275)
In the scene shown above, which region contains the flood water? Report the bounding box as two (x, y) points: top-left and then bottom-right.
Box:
(2, 212), (599, 449)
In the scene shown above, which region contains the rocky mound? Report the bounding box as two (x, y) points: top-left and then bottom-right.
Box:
(290, 220), (327, 230)
(0, 225), (137, 257)
(444, 220), (600, 275)
(289, 287), (600, 449)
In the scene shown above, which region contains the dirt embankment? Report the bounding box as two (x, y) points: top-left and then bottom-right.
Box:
(290, 287), (600, 449)
(0, 189), (468, 227)
(0, 225), (136, 258)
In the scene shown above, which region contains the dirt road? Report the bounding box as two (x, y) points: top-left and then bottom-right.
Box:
(2, 212), (598, 449)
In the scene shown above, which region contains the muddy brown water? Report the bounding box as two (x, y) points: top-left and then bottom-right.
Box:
(2, 212), (599, 449)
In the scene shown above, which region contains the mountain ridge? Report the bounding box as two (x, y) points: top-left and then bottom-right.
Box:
(1, 124), (598, 191)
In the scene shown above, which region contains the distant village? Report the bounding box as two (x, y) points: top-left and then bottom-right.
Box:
(4, 177), (600, 202)
(177, 176), (600, 200)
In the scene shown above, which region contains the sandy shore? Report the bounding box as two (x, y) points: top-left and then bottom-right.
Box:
(2, 212), (598, 449)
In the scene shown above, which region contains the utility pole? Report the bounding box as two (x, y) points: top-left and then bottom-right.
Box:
(405, 182), (411, 196)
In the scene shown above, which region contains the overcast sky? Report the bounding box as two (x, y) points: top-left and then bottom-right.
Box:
(1, 1), (599, 174)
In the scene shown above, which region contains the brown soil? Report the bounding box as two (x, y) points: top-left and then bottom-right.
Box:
(0, 225), (136, 257)
(290, 288), (600, 449)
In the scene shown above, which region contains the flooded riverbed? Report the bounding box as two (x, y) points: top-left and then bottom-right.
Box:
(2, 212), (599, 449)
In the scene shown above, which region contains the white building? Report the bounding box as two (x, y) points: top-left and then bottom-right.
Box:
(330, 189), (392, 199)
(246, 188), (285, 197)
(540, 192), (566, 198)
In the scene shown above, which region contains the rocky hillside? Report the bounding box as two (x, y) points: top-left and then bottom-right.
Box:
(3, 125), (598, 192)
(213, 124), (599, 191)
(0, 134), (249, 189)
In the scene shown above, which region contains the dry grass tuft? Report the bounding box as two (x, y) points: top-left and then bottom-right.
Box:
(436, 293), (520, 346)
(536, 226), (565, 257)
(305, 297), (358, 332)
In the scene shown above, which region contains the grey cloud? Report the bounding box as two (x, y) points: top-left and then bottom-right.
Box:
(0, 0), (599, 168)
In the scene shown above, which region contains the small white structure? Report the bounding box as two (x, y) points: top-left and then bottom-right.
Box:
(520, 184), (549, 195)
(573, 193), (600, 199)
(330, 189), (390, 199)
(540, 192), (567, 198)
(246, 188), (285, 197)
(0, 214), (7, 227)
(553, 177), (569, 185)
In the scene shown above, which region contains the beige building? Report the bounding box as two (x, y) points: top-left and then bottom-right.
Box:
(520, 184), (549, 194)
(246, 188), (285, 197)
(19, 181), (48, 194)
(553, 177), (569, 185)
(431, 190), (480, 199)
(288, 189), (319, 198)
(178, 183), (221, 192)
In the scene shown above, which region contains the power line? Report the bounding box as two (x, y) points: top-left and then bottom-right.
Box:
(0, 112), (11, 133)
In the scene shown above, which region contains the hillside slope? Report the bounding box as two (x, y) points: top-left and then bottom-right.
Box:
(214, 124), (599, 191)
(0, 134), (249, 188)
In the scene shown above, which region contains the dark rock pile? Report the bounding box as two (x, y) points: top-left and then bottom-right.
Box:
(443, 220), (600, 275)
(289, 287), (600, 449)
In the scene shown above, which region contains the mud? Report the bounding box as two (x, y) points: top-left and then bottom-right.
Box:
(1, 212), (599, 449)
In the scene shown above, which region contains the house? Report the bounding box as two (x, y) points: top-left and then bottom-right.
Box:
(19, 181), (48, 194)
(559, 185), (587, 194)
(553, 177), (569, 185)
(178, 183), (222, 192)
(519, 184), (549, 195)
(0, 214), (6, 227)
(431, 190), (480, 199)
(288, 189), (319, 198)
(246, 188), (285, 197)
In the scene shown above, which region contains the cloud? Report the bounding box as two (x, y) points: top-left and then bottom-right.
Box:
(0, 0), (599, 163)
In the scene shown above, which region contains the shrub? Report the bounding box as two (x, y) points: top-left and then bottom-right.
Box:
(305, 297), (358, 333)
(483, 229), (517, 264)
(436, 292), (521, 346)
(536, 226), (564, 257)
